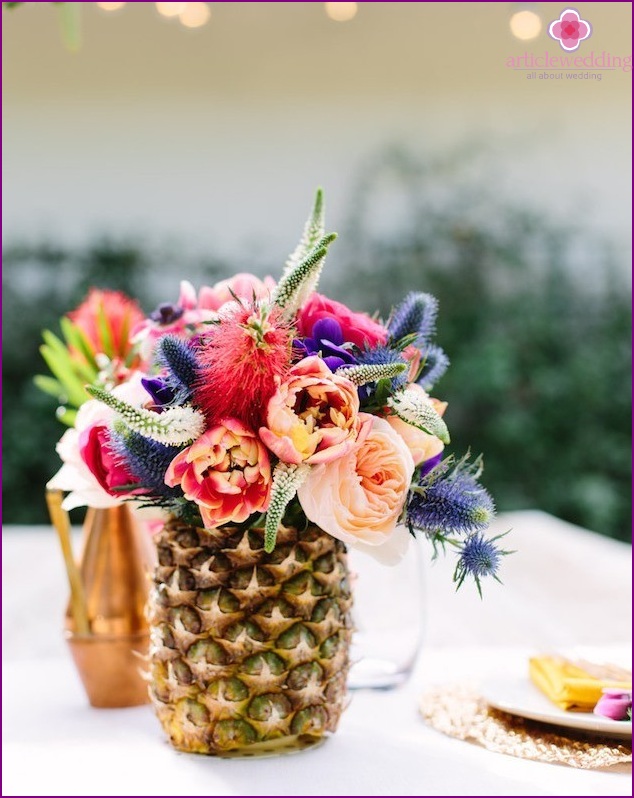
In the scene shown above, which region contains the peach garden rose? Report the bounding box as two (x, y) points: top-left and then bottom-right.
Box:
(297, 413), (415, 564)
(165, 418), (271, 528)
(259, 355), (363, 466)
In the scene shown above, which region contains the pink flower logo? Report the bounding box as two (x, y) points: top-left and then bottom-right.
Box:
(548, 8), (591, 52)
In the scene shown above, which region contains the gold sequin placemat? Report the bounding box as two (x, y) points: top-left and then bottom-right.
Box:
(420, 685), (632, 771)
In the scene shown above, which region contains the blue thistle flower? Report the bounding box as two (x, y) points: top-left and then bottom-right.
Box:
(388, 292), (438, 346)
(454, 533), (510, 596)
(418, 344), (449, 390)
(407, 458), (495, 537)
(109, 429), (183, 499)
(154, 335), (200, 404)
(356, 345), (409, 394)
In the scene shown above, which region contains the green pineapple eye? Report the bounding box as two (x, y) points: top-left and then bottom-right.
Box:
(212, 719), (257, 749)
(241, 652), (287, 676)
(247, 694), (292, 722)
(276, 623), (317, 651)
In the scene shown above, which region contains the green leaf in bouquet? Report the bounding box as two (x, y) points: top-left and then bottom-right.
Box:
(39, 342), (88, 408)
(33, 374), (65, 400)
(96, 300), (115, 359)
(117, 311), (132, 361)
(59, 316), (99, 371)
(55, 406), (77, 427)
(57, 1), (81, 53)
(42, 329), (95, 385)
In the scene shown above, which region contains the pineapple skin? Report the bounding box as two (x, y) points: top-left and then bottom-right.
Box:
(148, 519), (353, 755)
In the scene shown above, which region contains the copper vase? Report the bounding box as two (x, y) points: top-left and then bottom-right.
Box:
(48, 492), (155, 708)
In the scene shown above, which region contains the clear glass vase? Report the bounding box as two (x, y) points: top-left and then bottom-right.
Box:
(347, 533), (425, 690)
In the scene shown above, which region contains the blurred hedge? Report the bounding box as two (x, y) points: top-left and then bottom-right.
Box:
(2, 153), (631, 540)
(331, 149), (631, 541)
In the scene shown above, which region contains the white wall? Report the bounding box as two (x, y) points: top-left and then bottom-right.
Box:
(3, 2), (631, 266)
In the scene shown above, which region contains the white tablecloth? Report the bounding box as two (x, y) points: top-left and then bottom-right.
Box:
(2, 511), (632, 796)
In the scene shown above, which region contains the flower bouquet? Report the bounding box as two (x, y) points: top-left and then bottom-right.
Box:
(41, 190), (507, 753)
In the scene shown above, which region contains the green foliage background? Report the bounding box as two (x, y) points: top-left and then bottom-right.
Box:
(2, 152), (631, 540)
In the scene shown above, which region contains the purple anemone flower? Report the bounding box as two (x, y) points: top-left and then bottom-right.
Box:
(294, 317), (358, 371)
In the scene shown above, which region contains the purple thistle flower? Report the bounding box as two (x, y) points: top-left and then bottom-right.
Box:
(388, 292), (438, 346)
(407, 458), (495, 536)
(459, 534), (501, 578)
(153, 335), (200, 404)
(110, 429), (182, 499)
(453, 532), (510, 596)
(418, 344), (450, 391)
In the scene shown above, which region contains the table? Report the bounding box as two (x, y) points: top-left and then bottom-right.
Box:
(2, 511), (632, 796)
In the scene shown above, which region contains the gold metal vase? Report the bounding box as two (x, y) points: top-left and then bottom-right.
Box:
(47, 491), (155, 708)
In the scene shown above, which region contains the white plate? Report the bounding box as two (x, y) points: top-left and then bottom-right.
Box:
(481, 677), (632, 739)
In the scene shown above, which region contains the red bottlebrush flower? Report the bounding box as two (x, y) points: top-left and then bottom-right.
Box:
(68, 288), (145, 361)
(194, 302), (293, 430)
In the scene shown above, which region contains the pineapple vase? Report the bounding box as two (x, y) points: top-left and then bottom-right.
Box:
(148, 518), (354, 756)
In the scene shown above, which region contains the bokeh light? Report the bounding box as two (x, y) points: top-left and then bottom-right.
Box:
(325, 3), (358, 23)
(156, 2), (188, 18)
(509, 9), (542, 40)
(96, 2), (126, 11)
(179, 2), (211, 29)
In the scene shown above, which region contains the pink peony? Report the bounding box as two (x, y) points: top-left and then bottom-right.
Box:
(297, 293), (388, 350)
(132, 275), (276, 369)
(297, 414), (415, 564)
(386, 384), (447, 466)
(196, 273), (276, 311)
(79, 424), (138, 498)
(259, 355), (364, 466)
(165, 419), (271, 528)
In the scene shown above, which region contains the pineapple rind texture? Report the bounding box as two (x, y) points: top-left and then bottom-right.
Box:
(148, 520), (353, 755)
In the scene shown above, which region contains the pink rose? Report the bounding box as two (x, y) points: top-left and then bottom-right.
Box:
(386, 384), (446, 467)
(48, 373), (151, 510)
(297, 293), (388, 350)
(259, 355), (364, 465)
(297, 414), (415, 564)
(79, 424), (138, 498)
(165, 418), (271, 528)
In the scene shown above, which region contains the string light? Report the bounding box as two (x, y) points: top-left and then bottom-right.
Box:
(96, 2), (126, 10)
(156, 2), (188, 18)
(179, 2), (211, 28)
(324, 2), (358, 23)
(510, 9), (542, 40)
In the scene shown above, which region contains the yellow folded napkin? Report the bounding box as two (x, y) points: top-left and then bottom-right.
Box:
(529, 655), (632, 712)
